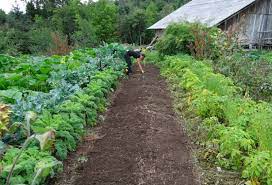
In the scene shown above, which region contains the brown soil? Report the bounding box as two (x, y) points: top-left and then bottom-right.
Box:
(51, 64), (198, 185)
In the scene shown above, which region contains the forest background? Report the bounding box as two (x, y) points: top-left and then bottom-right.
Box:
(0, 0), (188, 55)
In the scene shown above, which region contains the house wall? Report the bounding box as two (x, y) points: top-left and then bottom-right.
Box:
(220, 0), (272, 46)
(155, 29), (164, 37)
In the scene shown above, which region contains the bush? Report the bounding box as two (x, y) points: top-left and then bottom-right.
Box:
(214, 52), (272, 102)
(243, 151), (272, 185)
(144, 50), (160, 64)
(156, 23), (228, 59)
(28, 27), (54, 55)
(156, 23), (194, 56)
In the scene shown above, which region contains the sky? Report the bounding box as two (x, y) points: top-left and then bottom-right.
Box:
(0, 0), (26, 13)
(0, 0), (90, 13)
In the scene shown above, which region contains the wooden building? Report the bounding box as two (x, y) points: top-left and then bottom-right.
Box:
(148, 0), (272, 47)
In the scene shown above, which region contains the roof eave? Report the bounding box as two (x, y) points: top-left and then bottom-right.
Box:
(148, 26), (166, 30)
(146, 0), (257, 31)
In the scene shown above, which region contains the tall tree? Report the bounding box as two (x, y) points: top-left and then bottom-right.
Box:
(0, 10), (6, 25)
(90, 0), (118, 43)
(0, 0), (190, 55)
(51, 0), (80, 45)
(25, 0), (70, 18)
(146, 1), (158, 26)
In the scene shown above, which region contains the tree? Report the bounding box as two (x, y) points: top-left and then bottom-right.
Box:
(123, 9), (147, 45)
(144, 1), (159, 44)
(90, 0), (118, 43)
(0, 9), (6, 25)
(160, 4), (175, 18)
(51, 0), (80, 45)
(117, 0), (188, 45)
(72, 15), (97, 47)
(0, 0), (189, 55)
(28, 16), (54, 54)
(146, 2), (158, 26)
(24, 0), (70, 18)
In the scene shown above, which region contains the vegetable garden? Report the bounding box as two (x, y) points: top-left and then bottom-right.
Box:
(1, 20), (272, 185)
(146, 22), (272, 185)
(149, 54), (272, 184)
(0, 43), (126, 184)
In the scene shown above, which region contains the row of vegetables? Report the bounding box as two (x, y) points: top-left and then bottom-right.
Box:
(149, 53), (272, 185)
(0, 44), (127, 184)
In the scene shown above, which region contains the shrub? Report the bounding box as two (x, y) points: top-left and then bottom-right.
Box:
(214, 52), (272, 102)
(243, 151), (272, 185)
(216, 126), (255, 170)
(156, 23), (194, 56)
(156, 23), (228, 59)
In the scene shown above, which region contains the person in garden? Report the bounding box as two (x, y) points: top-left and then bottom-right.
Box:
(124, 50), (145, 75)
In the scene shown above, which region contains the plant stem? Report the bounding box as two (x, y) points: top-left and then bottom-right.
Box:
(6, 135), (35, 185)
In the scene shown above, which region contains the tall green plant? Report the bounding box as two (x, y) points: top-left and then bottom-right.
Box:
(156, 23), (233, 60)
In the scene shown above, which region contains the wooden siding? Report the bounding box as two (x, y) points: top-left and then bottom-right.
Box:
(220, 0), (272, 46)
(151, 0), (272, 46)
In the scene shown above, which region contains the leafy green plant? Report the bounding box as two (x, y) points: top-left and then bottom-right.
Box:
(152, 52), (272, 184)
(192, 90), (226, 120)
(216, 127), (255, 169)
(0, 44), (126, 184)
(156, 23), (195, 55)
(156, 23), (232, 59)
(213, 51), (272, 102)
(247, 104), (272, 151)
(1, 147), (61, 185)
(243, 151), (272, 185)
(0, 55), (20, 73)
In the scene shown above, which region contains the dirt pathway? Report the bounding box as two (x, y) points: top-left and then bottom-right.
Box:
(52, 64), (198, 185)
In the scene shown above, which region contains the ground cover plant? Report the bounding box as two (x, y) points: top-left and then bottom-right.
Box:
(0, 43), (126, 184)
(147, 52), (272, 185)
(213, 51), (272, 102)
(145, 21), (272, 184)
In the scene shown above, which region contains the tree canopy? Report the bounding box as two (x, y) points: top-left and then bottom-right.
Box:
(0, 0), (188, 55)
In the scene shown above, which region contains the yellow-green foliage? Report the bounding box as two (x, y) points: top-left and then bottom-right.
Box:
(0, 104), (11, 137)
(154, 53), (272, 185)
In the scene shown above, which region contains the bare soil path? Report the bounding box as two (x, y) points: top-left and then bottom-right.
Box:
(52, 64), (198, 185)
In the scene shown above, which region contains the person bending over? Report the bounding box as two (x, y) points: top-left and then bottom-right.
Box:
(124, 50), (145, 75)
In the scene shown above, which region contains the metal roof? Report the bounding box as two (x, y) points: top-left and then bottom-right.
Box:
(148, 0), (256, 29)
